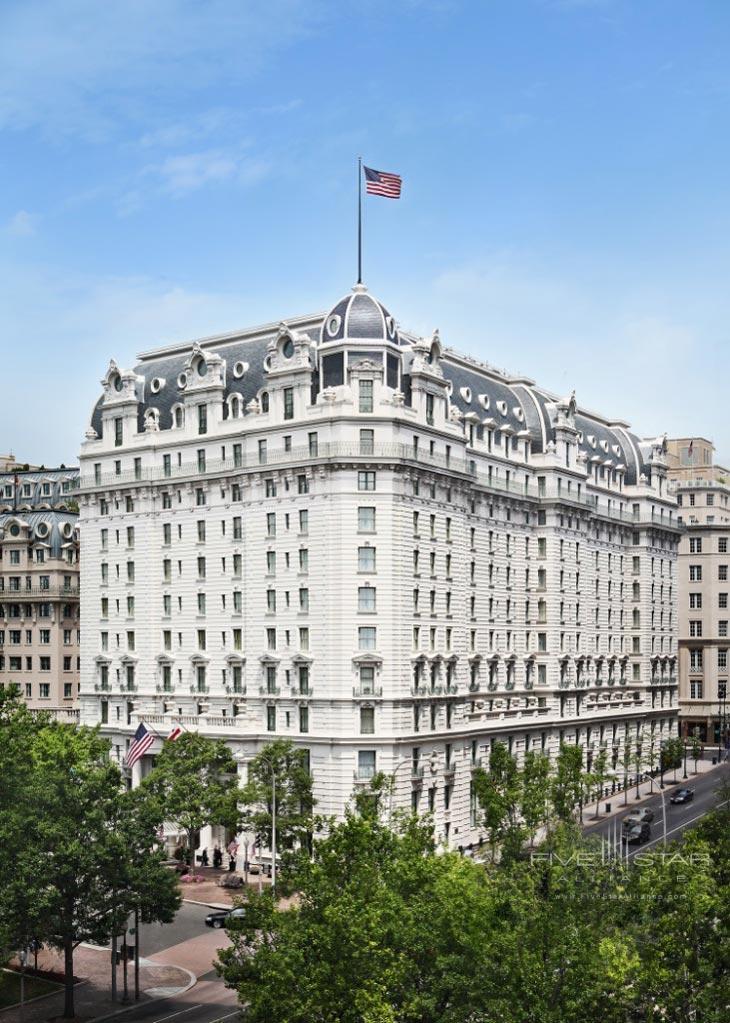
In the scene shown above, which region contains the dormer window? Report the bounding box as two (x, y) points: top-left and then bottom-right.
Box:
(173, 405), (184, 428)
(282, 338), (294, 359)
(196, 357), (207, 377)
(260, 392), (270, 413)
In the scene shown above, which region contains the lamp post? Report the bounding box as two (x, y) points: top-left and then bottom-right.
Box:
(240, 754), (277, 894)
(388, 758), (416, 821)
(18, 948), (27, 1023)
(682, 741), (688, 780)
(718, 692), (728, 763)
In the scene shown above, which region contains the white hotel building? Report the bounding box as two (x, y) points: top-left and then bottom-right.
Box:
(78, 284), (681, 850)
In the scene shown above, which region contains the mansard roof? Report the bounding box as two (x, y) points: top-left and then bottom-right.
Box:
(86, 290), (649, 485)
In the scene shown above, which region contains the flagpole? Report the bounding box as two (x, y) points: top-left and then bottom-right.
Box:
(357, 156), (363, 285)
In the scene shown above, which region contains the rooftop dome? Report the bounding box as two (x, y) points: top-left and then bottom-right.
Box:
(320, 284), (401, 345)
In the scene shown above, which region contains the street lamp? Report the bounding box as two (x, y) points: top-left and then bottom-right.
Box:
(718, 691), (728, 763)
(239, 754), (277, 894)
(18, 948), (27, 1023)
(388, 752), (439, 821)
(682, 740), (688, 780)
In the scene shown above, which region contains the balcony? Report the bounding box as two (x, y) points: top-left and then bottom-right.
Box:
(190, 684), (209, 695)
(292, 687), (314, 699)
(444, 761), (456, 778)
(259, 685), (281, 697)
(353, 684), (383, 698)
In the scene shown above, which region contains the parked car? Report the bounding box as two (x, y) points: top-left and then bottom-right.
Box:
(622, 822), (651, 845)
(205, 906), (248, 929)
(622, 808), (655, 829)
(670, 788), (695, 805)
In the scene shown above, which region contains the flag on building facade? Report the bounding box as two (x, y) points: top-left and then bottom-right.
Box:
(363, 165), (402, 198)
(125, 723), (154, 769)
(167, 725), (183, 741)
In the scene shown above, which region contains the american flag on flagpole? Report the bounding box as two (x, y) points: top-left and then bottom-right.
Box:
(125, 723), (154, 769)
(364, 166), (402, 199)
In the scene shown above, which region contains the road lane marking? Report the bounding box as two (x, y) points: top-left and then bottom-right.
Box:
(151, 1005), (202, 1023)
(207, 1012), (240, 1023)
(635, 799), (728, 853)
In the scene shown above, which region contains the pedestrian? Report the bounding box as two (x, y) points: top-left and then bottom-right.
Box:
(213, 845), (222, 869)
(200, 848), (209, 867)
(228, 854), (236, 872)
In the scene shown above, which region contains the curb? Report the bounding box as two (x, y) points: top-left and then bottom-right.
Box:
(85, 966), (197, 1023)
(182, 898), (232, 910)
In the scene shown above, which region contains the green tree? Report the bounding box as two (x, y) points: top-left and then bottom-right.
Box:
(473, 741), (524, 860)
(589, 746), (611, 819)
(660, 735), (683, 786)
(0, 714), (178, 1019)
(240, 739), (315, 881)
(520, 750), (552, 847)
(689, 734), (703, 773)
(141, 731), (242, 861)
(550, 743), (585, 824)
(217, 810), (502, 1023)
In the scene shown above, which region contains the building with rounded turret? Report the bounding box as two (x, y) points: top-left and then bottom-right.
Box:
(77, 283), (681, 852)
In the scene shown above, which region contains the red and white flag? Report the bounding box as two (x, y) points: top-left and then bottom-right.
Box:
(363, 165), (402, 199)
(167, 725), (183, 742)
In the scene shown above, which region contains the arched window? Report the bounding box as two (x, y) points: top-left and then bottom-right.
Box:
(260, 392), (270, 413)
(173, 406), (184, 428)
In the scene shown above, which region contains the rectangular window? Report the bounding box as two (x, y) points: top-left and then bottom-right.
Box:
(299, 588), (309, 612)
(358, 471), (376, 491)
(360, 706), (375, 734)
(114, 418), (123, 447)
(359, 379), (374, 413)
(198, 404), (207, 435)
(308, 432), (318, 457)
(358, 586), (376, 612)
(358, 546), (376, 572)
(299, 705), (309, 733)
(258, 439), (268, 465)
(283, 387), (294, 420)
(359, 429), (374, 455)
(357, 750), (376, 779)
(267, 513), (276, 538)
(358, 627), (377, 650)
(299, 509), (309, 534)
(690, 681), (703, 699)
(358, 507), (376, 532)
(267, 705), (276, 732)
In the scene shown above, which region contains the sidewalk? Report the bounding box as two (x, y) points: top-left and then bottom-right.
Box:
(0, 945), (192, 1023)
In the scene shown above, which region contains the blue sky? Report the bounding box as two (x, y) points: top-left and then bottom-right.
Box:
(1, 0), (728, 466)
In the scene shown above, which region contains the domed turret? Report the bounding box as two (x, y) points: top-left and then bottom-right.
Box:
(320, 284), (400, 345)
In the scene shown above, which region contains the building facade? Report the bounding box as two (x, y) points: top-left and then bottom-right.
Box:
(78, 284), (681, 850)
(668, 437), (730, 746)
(0, 468), (81, 717)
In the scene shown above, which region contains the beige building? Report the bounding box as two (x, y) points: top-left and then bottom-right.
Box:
(0, 468), (80, 719)
(669, 438), (730, 748)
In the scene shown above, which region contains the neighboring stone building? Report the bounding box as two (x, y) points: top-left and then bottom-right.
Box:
(668, 437), (730, 746)
(77, 283), (681, 852)
(0, 467), (81, 717)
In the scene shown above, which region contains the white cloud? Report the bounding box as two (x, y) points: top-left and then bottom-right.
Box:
(0, 0), (323, 139)
(145, 147), (269, 198)
(5, 210), (38, 236)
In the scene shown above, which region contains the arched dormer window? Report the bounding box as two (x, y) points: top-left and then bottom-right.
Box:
(260, 391), (270, 413)
(172, 404), (184, 428)
(228, 394), (243, 419)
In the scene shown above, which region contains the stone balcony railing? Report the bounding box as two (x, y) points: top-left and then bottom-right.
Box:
(79, 441), (679, 528)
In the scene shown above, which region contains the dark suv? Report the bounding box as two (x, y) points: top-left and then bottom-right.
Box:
(622, 822), (651, 845)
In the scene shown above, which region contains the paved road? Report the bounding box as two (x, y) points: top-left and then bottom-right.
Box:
(583, 760), (729, 858)
(100, 970), (240, 1023)
(137, 903), (213, 957)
